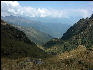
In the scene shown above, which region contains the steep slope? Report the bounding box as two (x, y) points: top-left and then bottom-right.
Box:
(1, 20), (47, 59)
(1, 15), (71, 38)
(1, 16), (52, 45)
(61, 16), (93, 48)
(12, 25), (52, 45)
(43, 14), (93, 54)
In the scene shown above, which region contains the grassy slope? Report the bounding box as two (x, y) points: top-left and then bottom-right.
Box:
(1, 20), (47, 59)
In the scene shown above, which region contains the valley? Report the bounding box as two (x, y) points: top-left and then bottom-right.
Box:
(1, 14), (93, 70)
(1, 15), (71, 38)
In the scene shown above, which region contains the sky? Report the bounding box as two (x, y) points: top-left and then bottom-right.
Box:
(1, 1), (93, 18)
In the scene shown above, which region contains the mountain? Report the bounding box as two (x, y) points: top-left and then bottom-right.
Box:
(12, 25), (52, 45)
(1, 15), (93, 70)
(1, 16), (52, 45)
(1, 15), (71, 37)
(1, 20), (47, 59)
(61, 15), (93, 48)
(43, 14), (93, 54)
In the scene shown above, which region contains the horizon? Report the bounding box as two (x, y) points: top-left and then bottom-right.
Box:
(1, 1), (93, 18)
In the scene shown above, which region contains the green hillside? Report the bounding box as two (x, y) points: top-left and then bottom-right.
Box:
(1, 20), (47, 59)
(13, 25), (52, 45)
(1, 15), (93, 70)
(61, 15), (93, 49)
(43, 14), (93, 54)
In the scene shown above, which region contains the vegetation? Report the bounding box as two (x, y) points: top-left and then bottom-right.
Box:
(13, 25), (52, 45)
(2, 15), (52, 45)
(1, 20), (48, 59)
(1, 14), (93, 70)
(43, 14), (93, 54)
(1, 45), (93, 70)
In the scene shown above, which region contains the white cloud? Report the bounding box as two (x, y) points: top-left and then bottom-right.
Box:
(1, 1), (19, 7)
(1, 1), (22, 16)
(1, 1), (93, 18)
(37, 8), (49, 17)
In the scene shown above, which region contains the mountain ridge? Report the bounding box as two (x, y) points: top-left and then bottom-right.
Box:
(43, 14), (93, 54)
(1, 15), (71, 37)
(1, 20), (47, 59)
(12, 24), (52, 45)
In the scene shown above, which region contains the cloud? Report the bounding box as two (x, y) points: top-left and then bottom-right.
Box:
(1, 1), (22, 16)
(1, 1), (93, 18)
